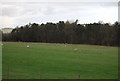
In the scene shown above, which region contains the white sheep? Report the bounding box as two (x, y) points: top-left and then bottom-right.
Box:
(27, 45), (29, 48)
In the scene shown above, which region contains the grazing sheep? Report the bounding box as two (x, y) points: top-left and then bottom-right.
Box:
(27, 45), (29, 48)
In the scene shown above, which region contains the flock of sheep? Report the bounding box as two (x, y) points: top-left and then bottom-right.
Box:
(1, 43), (78, 50)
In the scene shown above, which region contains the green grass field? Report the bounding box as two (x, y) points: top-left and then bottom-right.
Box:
(2, 42), (118, 79)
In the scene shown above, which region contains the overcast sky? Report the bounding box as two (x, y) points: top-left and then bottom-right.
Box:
(0, 0), (119, 28)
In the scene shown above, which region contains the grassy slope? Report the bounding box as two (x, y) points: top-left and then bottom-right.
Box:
(2, 42), (118, 79)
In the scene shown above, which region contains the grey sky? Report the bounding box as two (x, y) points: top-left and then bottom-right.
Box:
(0, 0), (119, 28)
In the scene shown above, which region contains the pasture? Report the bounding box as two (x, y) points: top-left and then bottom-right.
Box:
(2, 42), (118, 79)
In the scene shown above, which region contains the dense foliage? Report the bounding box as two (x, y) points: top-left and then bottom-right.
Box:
(2, 20), (120, 46)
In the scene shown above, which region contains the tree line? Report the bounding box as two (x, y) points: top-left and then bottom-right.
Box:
(2, 20), (120, 46)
